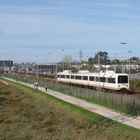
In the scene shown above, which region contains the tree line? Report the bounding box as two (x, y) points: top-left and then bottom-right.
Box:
(88, 51), (140, 65)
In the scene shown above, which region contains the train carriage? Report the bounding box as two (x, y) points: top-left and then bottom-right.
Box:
(57, 70), (129, 91)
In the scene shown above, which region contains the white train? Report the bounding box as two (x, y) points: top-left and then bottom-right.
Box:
(57, 70), (129, 91)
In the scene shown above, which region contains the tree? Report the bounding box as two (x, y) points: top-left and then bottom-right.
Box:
(111, 59), (120, 65)
(93, 51), (110, 65)
(88, 57), (94, 65)
(61, 55), (73, 70)
(130, 57), (139, 64)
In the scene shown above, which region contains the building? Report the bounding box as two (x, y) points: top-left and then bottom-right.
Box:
(35, 64), (57, 74)
(0, 60), (13, 67)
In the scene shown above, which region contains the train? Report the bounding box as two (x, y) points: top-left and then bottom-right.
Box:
(57, 70), (129, 92)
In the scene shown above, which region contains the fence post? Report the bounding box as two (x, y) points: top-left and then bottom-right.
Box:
(88, 89), (90, 101)
(112, 93), (113, 107)
(133, 97), (136, 115)
(121, 94), (123, 113)
(99, 91), (100, 104)
(105, 92), (106, 105)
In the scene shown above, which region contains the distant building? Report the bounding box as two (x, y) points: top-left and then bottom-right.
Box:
(35, 64), (57, 74)
(0, 60), (13, 67)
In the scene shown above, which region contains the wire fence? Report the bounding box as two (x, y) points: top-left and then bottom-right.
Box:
(4, 74), (140, 117)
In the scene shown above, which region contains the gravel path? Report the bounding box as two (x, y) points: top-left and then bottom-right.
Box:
(3, 77), (140, 130)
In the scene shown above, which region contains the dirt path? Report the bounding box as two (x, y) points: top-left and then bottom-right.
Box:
(3, 77), (140, 130)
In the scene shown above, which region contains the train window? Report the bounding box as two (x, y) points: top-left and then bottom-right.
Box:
(75, 76), (82, 80)
(66, 75), (69, 79)
(100, 77), (105, 82)
(118, 76), (128, 83)
(71, 75), (74, 79)
(89, 76), (94, 81)
(61, 75), (65, 78)
(83, 76), (88, 80)
(57, 75), (60, 78)
(112, 78), (115, 83)
(108, 78), (115, 83)
(95, 77), (99, 82)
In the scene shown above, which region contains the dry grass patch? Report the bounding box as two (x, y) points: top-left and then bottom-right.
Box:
(0, 81), (140, 140)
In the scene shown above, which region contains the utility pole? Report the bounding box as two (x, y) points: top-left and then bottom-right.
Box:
(55, 63), (58, 81)
(61, 49), (65, 71)
(128, 51), (132, 76)
(79, 48), (83, 66)
(35, 56), (39, 81)
(98, 54), (100, 72)
(120, 42), (127, 73)
(25, 63), (28, 77)
(36, 64), (39, 81)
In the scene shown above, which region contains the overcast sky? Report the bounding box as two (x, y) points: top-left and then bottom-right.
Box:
(0, 0), (140, 63)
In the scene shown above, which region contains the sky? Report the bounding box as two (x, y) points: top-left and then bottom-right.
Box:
(0, 0), (140, 63)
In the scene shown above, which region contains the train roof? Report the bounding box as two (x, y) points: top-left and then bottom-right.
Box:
(57, 70), (128, 77)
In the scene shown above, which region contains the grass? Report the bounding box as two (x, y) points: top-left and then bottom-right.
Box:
(0, 79), (140, 140)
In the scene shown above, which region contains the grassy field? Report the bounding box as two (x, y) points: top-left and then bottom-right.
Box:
(0, 81), (140, 140)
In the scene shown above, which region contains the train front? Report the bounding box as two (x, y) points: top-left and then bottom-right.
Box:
(116, 74), (129, 92)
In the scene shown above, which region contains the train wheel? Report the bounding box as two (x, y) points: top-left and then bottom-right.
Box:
(120, 88), (129, 94)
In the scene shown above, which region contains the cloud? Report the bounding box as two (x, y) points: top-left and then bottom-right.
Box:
(0, 0), (140, 26)
(0, 0), (140, 62)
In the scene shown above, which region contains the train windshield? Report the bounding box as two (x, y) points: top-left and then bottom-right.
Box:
(118, 76), (128, 83)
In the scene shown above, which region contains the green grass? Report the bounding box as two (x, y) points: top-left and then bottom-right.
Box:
(0, 78), (140, 140)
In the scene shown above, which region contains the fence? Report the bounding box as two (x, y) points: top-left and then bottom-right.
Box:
(4, 74), (140, 116)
